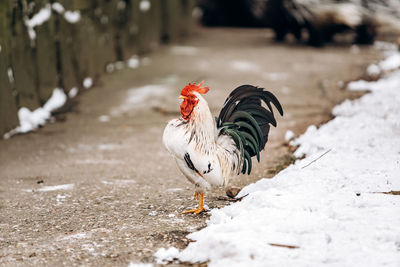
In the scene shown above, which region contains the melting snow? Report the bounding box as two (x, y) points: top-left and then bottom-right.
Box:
(64, 11), (81, 24)
(231, 60), (259, 72)
(110, 84), (170, 116)
(37, 184), (74, 192)
(170, 46), (198, 56)
(127, 56), (140, 69)
(155, 50), (400, 266)
(75, 159), (122, 165)
(262, 72), (288, 81)
(128, 263), (153, 267)
(140, 0), (151, 12)
(284, 130), (295, 142)
(24, 3), (81, 41)
(7, 67), (14, 83)
(366, 63), (380, 76)
(68, 87), (78, 98)
(4, 88), (67, 139)
(98, 115), (110, 122)
(60, 232), (89, 241)
(83, 77), (93, 89)
(25, 4), (52, 40)
(52, 2), (65, 14)
(378, 53), (400, 71)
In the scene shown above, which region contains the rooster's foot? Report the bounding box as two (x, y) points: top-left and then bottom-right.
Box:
(184, 192), (205, 215)
(183, 207), (205, 214)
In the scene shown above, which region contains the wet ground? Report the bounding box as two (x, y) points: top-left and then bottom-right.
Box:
(0, 27), (380, 266)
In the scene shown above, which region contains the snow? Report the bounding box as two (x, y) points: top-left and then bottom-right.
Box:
(3, 88), (67, 139)
(128, 262), (153, 267)
(68, 87), (78, 98)
(43, 88), (67, 111)
(25, 4), (52, 40)
(52, 3), (65, 14)
(24, 3), (82, 41)
(127, 56), (140, 69)
(37, 184), (74, 192)
(378, 53), (400, 71)
(98, 115), (110, 122)
(231, 60), (259, 72)
(83, 77), (93, 89)
(140, 0), (151, 12)
(366, 63), (380, 76)
(155, 51), (400, 266)
(284, 130), (295, 142)
(110, 84), (170, 116)
(262, 72), (288, 81)
(155, 247), (180, 264)
(64, 11), (81, 24)
(7, 67), (14, 83)
(170, 46), (198, 56)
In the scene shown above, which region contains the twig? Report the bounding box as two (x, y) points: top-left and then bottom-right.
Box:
(301, 148), (332, 169)
(269, 243), (299, 249)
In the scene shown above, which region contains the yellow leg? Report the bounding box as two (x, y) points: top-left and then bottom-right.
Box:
(183, 192), (205, 214)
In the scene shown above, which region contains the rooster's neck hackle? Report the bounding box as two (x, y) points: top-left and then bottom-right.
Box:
(186, 93), (216, 152)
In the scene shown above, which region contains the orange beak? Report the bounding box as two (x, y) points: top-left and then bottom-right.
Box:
(179, 95), (187, 99)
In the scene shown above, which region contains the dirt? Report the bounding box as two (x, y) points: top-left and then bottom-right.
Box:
(0, 27), (380, 266)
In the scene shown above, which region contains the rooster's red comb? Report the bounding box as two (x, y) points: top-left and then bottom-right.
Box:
(180, 81), (209, 96)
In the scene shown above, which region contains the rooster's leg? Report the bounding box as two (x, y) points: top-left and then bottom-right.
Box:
(183, 192), (205, 214)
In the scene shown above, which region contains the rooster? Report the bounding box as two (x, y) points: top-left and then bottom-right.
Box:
(163, 82), (283, 214)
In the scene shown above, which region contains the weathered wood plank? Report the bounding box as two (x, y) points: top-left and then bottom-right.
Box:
(0, 0), (195, 136)
(137, 0), (162, 54)
(9, 1), (40, 110)
(0, 1), (18, 134)
(34, 0), (59, 105)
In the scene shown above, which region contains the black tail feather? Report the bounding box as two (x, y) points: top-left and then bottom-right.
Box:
(217, 85), (283, 175)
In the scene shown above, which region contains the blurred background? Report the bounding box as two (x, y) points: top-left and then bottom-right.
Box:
(1, 0), (400, 136)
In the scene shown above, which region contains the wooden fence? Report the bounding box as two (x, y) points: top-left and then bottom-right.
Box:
(0, 0), (195, 136)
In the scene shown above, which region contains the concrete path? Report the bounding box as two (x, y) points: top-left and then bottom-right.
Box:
(0, 27), (379, 266)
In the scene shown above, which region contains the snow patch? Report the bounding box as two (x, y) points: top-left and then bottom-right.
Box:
(98, 115), (110, 122)
(262, 72), (288, 81)
(140, 0), (151, 12)
(4, 88), (67, 139)
(284, 130), (295, 142)
(7, 68), (14, 83)
(60, 232), (89, 241)
(97, 144), (119, 151)
(127, 56), (140, 69)
(64, 10), (81, 24)
(379, 53), (400, 71)
(110, 84), (170, 116)
(43, 88), (67, 111)
(83, 77), (93, 89)
(170, 46), (198, 56)
(101, 179), (136, 185)
(155, 247), (180, 264)
(156, 50), (400, 267)
(68, 87), (78, 98)
(52, 3), (65, 14)
(366, 63), (381, 76)
(25, 4), (52, 40)
(75, 159), (122, 165)
(231, 60), (259, 72)
(148, 211), (158, 216)
(38, 184), (74, 192)
(128, 262), (153, 267)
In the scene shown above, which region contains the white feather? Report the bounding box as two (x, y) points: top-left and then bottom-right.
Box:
(162, 93), (241, 192)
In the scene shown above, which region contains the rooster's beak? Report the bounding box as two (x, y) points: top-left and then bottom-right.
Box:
(179, 95), (187, 99)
